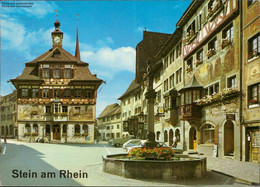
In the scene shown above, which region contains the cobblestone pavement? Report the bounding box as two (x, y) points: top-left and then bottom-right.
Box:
(206, 156), (260, 185)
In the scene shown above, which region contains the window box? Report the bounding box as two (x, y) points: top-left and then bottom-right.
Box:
(207, 48), (216, 58)
(248, 50), (259, 61)
(184, 30), (197, 45)
(195, 88), (239, 106)
(186, 65), (192, 73)
(207, 1), (224, 22)
(32, 132), (39, 136)
(74, 133), (81, 136)
(221, 38), (232, 49)
(24, 132), (31, 136)
(195, 60), (203, 67)
(82, 133), (88, 136)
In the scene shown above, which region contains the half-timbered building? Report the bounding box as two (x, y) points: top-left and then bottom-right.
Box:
(11, 18), (102, 143)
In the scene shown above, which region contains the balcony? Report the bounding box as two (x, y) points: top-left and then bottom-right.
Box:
(179, 104), (202, 120)
(164, 107), (179, 125)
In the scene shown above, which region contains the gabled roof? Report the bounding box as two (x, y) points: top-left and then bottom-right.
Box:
(26, 47), (85, 64)
(176, 0), (203, 27)
(11, 47), (102, 82)
(135, 31), (172, 84)
(118, 79), (140, 100)
(181, 76), (203, 91)
(97, 103), (121, 119)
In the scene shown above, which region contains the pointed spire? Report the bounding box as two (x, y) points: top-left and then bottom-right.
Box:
(75, 14), (81, 61)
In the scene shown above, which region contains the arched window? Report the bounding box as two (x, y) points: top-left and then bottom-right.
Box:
(33, 124), (38, 133)
(201, 124), (215, 144)
(63, 125), (67, 134)
(25, 124), (31, 133)
(164, 130), (168, 142)
(75, 124), (80, 134)
(156, 131), (160, 141)
(83, 124), (88, 134)
(175, 129), (180, 142)
(46, 125), (50, 135)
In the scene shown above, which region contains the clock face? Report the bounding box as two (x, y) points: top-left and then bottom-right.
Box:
(54, 36), (61, 44)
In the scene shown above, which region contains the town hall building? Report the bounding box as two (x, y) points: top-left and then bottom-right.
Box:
(11, 17), (103, 143)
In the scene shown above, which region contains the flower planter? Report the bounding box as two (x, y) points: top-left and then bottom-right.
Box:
(184, 31), (197, 45)
(195, 60), (203, 67)
(207, 2), (224, 22)
(221, 39), (232, 49)
(207, 49), (216, 58)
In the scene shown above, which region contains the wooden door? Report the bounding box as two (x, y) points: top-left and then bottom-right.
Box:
(53, 125), (60, 140)
(250, 130), (260, 163)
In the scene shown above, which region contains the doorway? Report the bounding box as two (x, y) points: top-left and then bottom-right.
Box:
(189, 127), (197, 150)
(53, 124), (61, 140)
(224, 121), (234, 156)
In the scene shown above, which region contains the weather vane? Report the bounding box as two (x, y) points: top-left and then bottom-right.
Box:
(55, 10), (58, 20)
(145, 27), (147, 31)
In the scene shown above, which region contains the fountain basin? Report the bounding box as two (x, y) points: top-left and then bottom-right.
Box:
(103, 153), (206, 180)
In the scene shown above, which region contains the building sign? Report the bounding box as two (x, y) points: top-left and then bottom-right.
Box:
(226, 114), (235, 121)
(157, 107), (165, 117)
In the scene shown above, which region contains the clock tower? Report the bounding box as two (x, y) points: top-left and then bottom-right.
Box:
(51, 19), (63, 49)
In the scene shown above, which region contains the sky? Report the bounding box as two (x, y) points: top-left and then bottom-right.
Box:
(1, 0), (192, 116)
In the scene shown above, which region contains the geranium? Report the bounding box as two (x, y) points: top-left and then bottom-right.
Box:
(249, 99), (258, 105)
(221, 38), (232, 49)
(207, 48), (216, 58)
(128, 147), (175, 160)
(195, 87), (239, 106)
(248, 50), (259, 60)
(186, 65), (192, 73)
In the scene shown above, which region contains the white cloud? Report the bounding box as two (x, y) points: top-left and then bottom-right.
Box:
(81, 47), (136, 75)
(1, 15), (53, 59)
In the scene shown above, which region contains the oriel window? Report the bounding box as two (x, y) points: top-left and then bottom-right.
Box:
(54, 69), (61, 78)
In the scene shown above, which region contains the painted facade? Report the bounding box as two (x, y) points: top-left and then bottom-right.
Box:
(10, 18), (102, 143)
